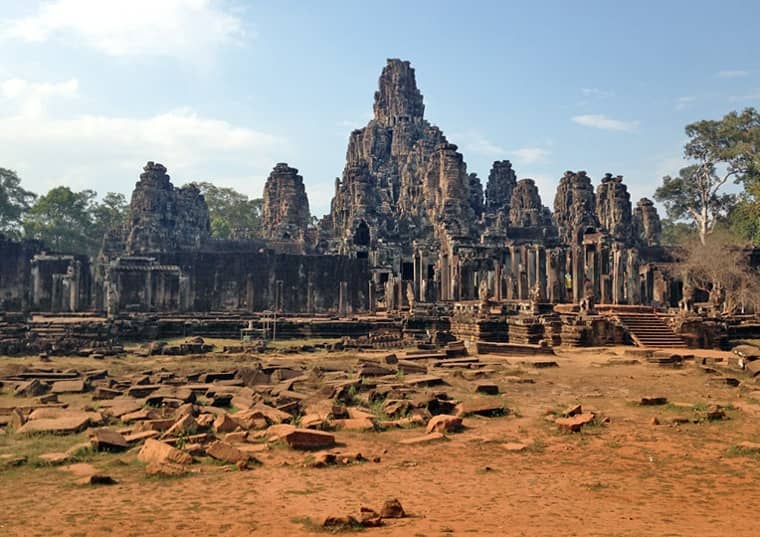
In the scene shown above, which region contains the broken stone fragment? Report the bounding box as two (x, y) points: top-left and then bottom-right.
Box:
(475, 382), (499, 395)
(76, 474), (117, 486)
(456, 398), (506, 417)
(205, 440), (253, 466)
(554, 413), (595, 432)
(137, 439), (193, 466)
(639, 396), (668, 406)
(399, 432), (447, 445)
(425, 414), (462, 434)
(89, 428), (128, 451)
(379, 498), (406, 518)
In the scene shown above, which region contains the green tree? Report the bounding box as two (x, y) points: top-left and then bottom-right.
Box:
(191, 181), (262, 239)
(90, 192), (129, 240)
(0, 168), (36, 238)
(23, 186), (97, 254)
(655, 108), (760, 244)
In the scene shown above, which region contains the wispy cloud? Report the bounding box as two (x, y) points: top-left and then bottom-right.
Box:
(717, 69), (749, 78)
(581, 88), (614, 99)
(675, 95), (696, 111)
(730, 91), (760, 102)
(510, 147), (550, 164)
(455, 131), (506, 157)
(571, 114), (639, 132)
(0, 77), (78, 116)
(0, 77), (287, 197)
(3, 0), (244, 62)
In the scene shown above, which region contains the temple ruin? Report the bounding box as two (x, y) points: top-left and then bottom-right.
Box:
(1, 58), (753, 352)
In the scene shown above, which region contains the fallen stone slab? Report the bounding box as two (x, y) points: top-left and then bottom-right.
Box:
(555, 413), (596, 432)
(277, 428), (335, 450)
(14, 379), (50, 398)
(123, 430), (160, 444)
(145, 461), (190, 477)
(37, 452), (69, 465)
(456, 398), (507, 418)
(92, 387), (122, 400)
(18, 415), (91, 435)
(561, 404), (583, 417)
(707, 377), (741, 387)
(404, 375), (446, 387)
(425, 414), (462, 434)
(736, 441), (760, 453)
(214, 413), (240, 433)
(51, 380), (86, 394)
(639, 396), (668, 406)
(89, 428), (128, 451)
(399, 432), (447, 445)
(75, 474), (117, 486)
(475, 382), (499, 395)
(502, 442), (528, 452)
(161, 414), (197, 439)
(380, 498), (406, 518)
(138, 439), (193, 466)
(332, 418), (377, 432)
(205, 440), (252, 465)
(120, 408), (160, 423)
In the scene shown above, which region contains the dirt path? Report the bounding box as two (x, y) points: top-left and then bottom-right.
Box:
(2, 347), (760, 536)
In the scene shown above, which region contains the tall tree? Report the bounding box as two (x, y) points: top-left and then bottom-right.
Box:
(0, 168), (36, 239)
(655, 107), (760, 244)
(90, 192), (129, 241)
(23, 186), (97, 254)
(191, 181), (262, 239)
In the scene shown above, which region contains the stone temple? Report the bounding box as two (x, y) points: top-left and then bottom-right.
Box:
(2, 58), (727, 351)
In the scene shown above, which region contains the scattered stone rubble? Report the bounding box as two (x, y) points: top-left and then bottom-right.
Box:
(0, 341), (523, 477)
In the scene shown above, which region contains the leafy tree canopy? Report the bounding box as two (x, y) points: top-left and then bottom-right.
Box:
(22, 186), (97, 254)
(191, 181), (262, 240)
(655, 107), (760, 244)
(0, 168), (36, 239)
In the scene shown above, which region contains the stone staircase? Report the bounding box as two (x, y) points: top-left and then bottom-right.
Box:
(615, 313), (688, 348)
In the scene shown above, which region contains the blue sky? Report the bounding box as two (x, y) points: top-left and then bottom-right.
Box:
(1, 0), (759, 216)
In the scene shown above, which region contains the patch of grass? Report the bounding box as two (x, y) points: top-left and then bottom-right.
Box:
(291, 516), (365, 533)
(583, 481), (611, 492)
(525, 438), (546, 453)
(285, 486), (324, 495)
(726, 445), (760, 458)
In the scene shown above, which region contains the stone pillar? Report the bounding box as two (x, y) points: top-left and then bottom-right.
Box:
(307, 280), (314, 314)
(536, 246), (547, 301)
(179, 274), (190, 312)
(612, 246), (625, 304)
(69, 260), (80, 312)
(572, 246), (584, 303)
(452, 255), (461, 301)
(413, 251), (421, 301)
(276, 280), (284, 313)
(31, 260), (41, 309)
(527, 247), (537, 291)
(338, 280), (348, 317)
(368, 281), (376, 314)
(440, 255), (450, 301)
(144, 270), (152, 311)
(494, 263), (502, 301)
(246, 274), (255, 312)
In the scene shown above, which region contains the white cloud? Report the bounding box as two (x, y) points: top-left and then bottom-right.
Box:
(3, 0), (244, 61)
(675, 95), (695, 110)
(0, 77), (78, 116)
(572, 114), (639, 132)
(581, 88), (614, 98)
(455, 131), (506, 157)
(717, 69), (749, 78)
(0, 77), (287, 198)
(730, 91), (760, 102)
(510, 147), (550, 164)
